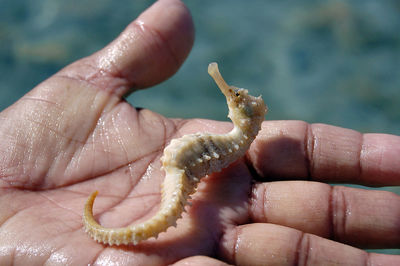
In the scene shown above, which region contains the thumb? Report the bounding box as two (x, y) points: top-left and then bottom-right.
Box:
(58, 0), (194, 97)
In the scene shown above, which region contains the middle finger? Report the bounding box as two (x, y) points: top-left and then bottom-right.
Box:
(249, 180), (400, 248)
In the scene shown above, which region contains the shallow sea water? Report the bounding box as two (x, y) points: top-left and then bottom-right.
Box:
(0, 0), (399, 255)
(1, 0), (399, 134)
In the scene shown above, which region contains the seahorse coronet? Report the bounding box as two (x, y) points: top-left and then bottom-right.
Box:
(82, 62), (267, 245)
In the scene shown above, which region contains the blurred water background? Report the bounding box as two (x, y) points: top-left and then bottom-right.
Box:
(0, 0), (399, 254)
(1, 0), (399, 134)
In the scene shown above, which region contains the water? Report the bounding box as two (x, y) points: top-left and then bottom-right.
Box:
(0, 0), (399, 255)
(0, 0), (399, 135)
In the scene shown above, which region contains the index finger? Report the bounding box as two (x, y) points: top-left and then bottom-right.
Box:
(247, 120), (400, 186)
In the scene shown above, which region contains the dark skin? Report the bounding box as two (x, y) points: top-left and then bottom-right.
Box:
(1, 0), (400, 265)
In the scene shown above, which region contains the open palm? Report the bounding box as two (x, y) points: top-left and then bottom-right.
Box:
(1, 1), (400, 265)
(0, 1), (246, 264)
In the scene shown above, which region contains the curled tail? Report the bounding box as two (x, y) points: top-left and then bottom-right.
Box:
(83, 168), (196, 245)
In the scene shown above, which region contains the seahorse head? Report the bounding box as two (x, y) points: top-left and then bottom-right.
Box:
(224, 86), (267, 119)
(208, 63), (267, 133)
(225, 86), (266, 133)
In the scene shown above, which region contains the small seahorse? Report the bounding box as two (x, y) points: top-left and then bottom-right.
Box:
(83, 62), (267, 245)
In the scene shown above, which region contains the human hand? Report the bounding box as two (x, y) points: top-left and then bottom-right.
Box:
(1, 0), (399, 265)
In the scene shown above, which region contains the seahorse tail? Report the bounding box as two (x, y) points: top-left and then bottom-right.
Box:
(82, 170), (195, 245)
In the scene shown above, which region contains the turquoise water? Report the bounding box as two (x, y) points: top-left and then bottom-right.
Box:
(0, 0), (399, 135)
(0, 0), (399, 254)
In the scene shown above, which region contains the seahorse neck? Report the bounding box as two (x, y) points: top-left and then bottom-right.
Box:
(229, 112), (263, 143)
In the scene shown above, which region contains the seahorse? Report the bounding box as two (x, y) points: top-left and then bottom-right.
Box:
(83, 62), (267, 245)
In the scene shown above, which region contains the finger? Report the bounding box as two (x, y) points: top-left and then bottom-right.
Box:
(249, 181), (400, 249)
(219, 223), (400, 266)
(57, 0), (194, 96)
(172, 256), (232, 266)
(247, 120), (400, 186)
